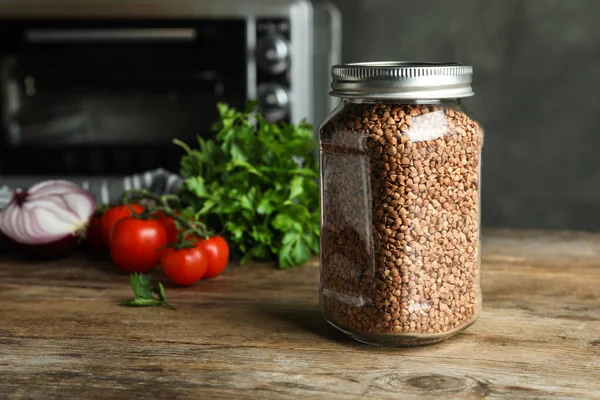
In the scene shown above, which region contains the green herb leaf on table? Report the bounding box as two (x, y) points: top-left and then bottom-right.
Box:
(176, 102), (320, 268)
(153, 282), (167, 302)
(120, 273), (176, 310)
(127, 272), (153, 298)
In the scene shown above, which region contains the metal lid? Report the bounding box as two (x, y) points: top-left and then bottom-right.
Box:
(330, 61), (474, 100)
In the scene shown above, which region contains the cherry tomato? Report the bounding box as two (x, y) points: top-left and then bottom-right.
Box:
(197, 236), (230, 279)
(101, 204), (144, 242)
(109, 217), (167, 273)
(160, 245), (208, 286)
(152, 210), (180, 244)
(87, 214), (108, 250)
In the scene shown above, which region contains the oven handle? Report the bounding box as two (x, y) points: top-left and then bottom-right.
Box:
(25, 28), (197, 42)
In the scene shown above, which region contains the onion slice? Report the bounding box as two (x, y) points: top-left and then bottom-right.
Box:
(0, 180), (96, 245)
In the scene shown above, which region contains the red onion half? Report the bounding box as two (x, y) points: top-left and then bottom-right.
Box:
(0, 180), (96, 257)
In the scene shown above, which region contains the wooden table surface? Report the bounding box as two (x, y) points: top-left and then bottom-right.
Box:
(0, 229), (599, 399)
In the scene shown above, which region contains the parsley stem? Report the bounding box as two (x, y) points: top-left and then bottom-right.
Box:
(173, 138), (193, 156)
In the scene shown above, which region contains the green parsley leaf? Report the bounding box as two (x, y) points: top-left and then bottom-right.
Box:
(152, 282), (166, 302)
(120, 273), (176, 310)
(292, 236), (312, 266)
(288, 175), (304, 201)
(121, 298), (163, 307)
(129, 272), (153, 299)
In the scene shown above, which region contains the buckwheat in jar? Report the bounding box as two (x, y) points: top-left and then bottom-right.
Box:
(318, 62), (483, 346)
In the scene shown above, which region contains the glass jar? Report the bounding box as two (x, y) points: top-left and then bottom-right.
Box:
(318, 62), (484, 347)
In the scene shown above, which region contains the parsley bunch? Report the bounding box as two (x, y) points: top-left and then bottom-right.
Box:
(175, 102), (320, 268)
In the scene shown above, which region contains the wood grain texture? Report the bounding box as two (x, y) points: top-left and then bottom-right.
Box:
(0, 229), (599, 399)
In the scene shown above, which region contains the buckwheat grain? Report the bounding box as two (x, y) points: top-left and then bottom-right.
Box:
(320, 102), (483, 338)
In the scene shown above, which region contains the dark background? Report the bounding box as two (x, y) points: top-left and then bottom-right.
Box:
(329, 0), (599, 231)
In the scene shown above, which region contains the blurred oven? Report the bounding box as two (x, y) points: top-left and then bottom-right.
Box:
(0, 0), (341, 184)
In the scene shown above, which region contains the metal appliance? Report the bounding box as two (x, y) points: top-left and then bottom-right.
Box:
(0, 0), (341, 188)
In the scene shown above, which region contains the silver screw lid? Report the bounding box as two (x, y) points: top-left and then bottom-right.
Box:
(330, 61), (474, 100)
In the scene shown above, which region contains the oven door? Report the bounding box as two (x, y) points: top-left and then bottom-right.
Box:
(0, 19), (247, 176)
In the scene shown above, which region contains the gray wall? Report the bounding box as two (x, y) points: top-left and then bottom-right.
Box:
(330, 0), (600, 231)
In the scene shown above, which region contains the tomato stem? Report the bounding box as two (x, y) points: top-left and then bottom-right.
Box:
(160, 194), (181, 211)
(119, 188), (213, 243)
(120, 189), (184, 221)
(159, 239), (197, 250)
(180, 227), (210, 241)
(160, 210), (212, 236)
(120, 188), (165, 205)
(94, 203), (109, 216)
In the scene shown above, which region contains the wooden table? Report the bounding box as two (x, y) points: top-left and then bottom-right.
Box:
(0, 229), (599, 399)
